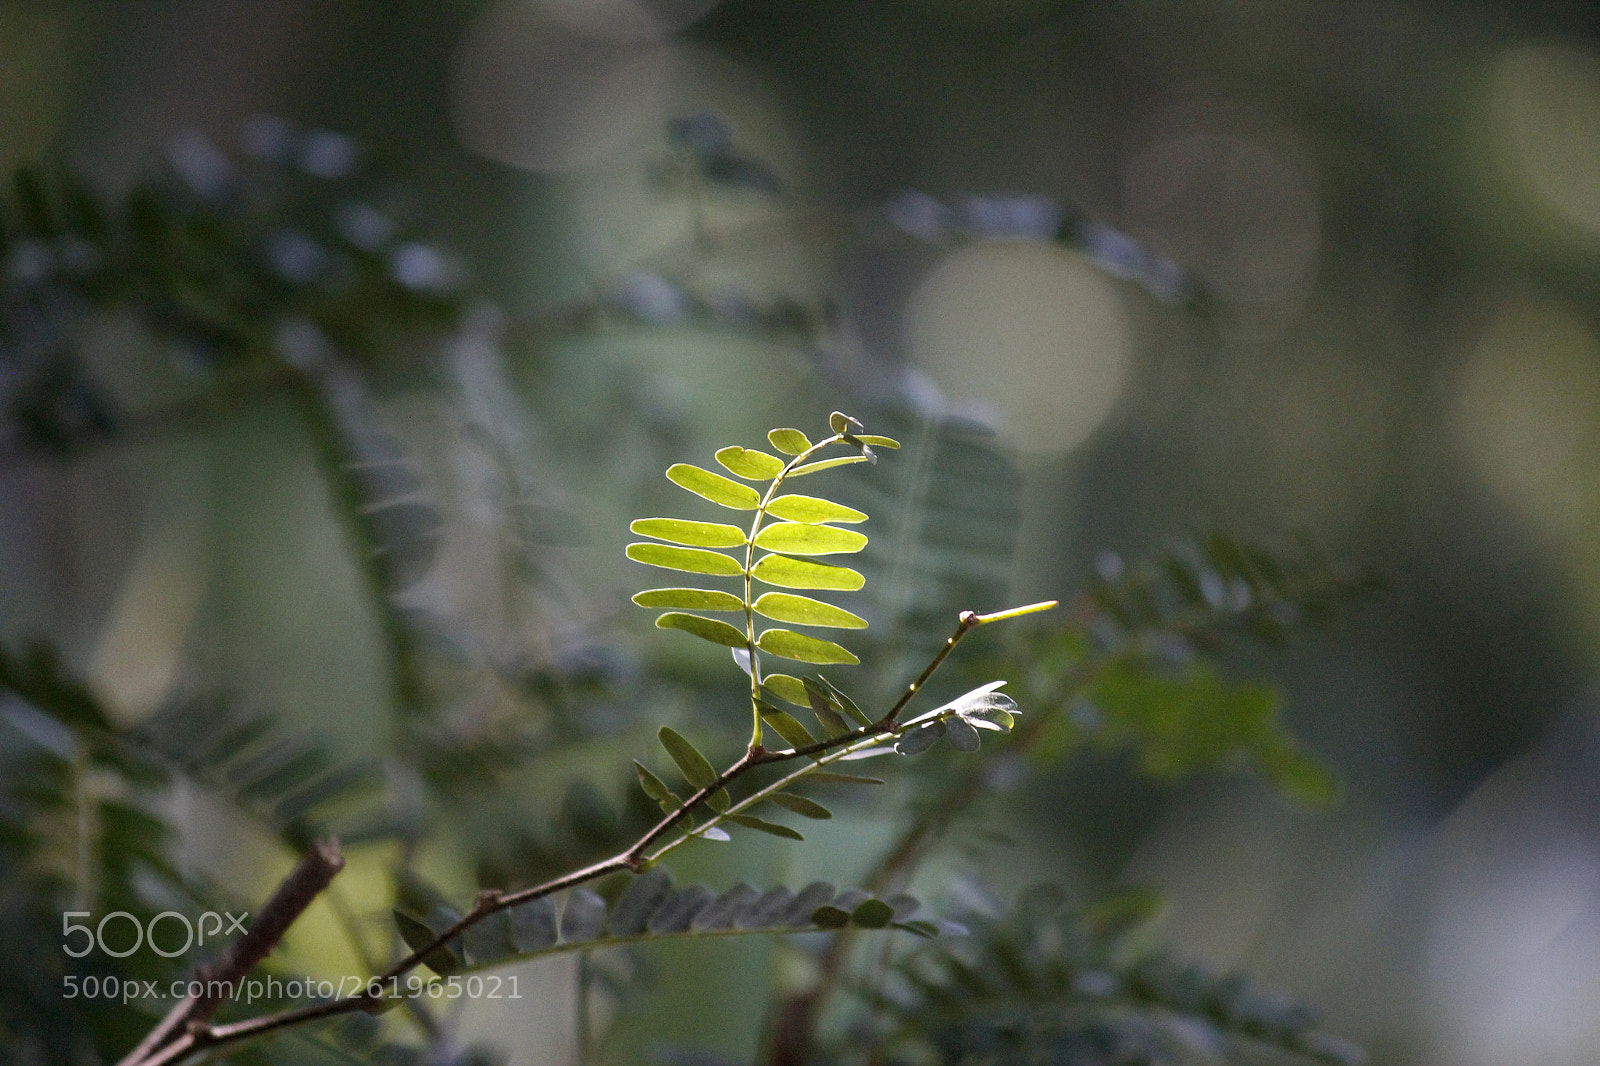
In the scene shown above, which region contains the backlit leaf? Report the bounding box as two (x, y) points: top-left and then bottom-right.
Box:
(630, 517), (746, 547)
(627, 542), (743, 576)
(768, 428), (812, 455)
(770, 792), (832, 819)
(753, 522), (867, 556)
(791, 455), (867, 476)
(716, 446), (786, 480)
(655, 612), (750, 649)
(753, 592), (867, 629)
(757, 628), (860, 665)
(666, 463), (761, 509)
(752, 554), (864, 591)
(632, 588), (745, 612)
(727, 814), (804, 840)
(765, 494), (867, 524)
(853, 434), (901, 449)
(658, 726), (717, 789)
(761, 673), (811, 706)
(829, 411), (863, 435)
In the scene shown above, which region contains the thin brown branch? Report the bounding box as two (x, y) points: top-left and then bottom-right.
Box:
(122, 605), (1046, 1065)
(119, 839), (345, 1066)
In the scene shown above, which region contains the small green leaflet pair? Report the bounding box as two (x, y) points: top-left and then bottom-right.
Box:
(627, 413), (899, 745)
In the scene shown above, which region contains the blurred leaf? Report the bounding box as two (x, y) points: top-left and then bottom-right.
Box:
(394, 910), (460, 976)
(560, 888), (606, 943)
(805, 771), (884, 786)
(769, 793), (832, 819)
(726, 814), (804, 841)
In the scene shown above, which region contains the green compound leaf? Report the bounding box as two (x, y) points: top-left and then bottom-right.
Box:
(658, 726), (717, 789)
(666, 463), (761, 509)
(766, 494), (868, 524)
(761, 673), (812, 707)
(630, 517), (747, 548)
(767, 428), (812, 455)
(758, 701), (820, 751)
(655, 612), (751, 649)
(753, 592), (868, 629)
(753, 522), (868, 556)
(395, 910), (461, 976)
(633, 588), (745, 612)
(757, 628), (860, 665)
(751, 554), (864, 591)
(727, 813), (804, 840)
(769, 792), (833, 819)
(634, 760), (675, 805)
(627, 542), (744, 576)
(715, 446), (786, 480)
(791, 455), (867, 476)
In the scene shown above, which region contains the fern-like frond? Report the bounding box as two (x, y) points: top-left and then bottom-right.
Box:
(852, 884), (1363, 1066)
(391, 869), (960, 978)
(629, 413), (898, 747)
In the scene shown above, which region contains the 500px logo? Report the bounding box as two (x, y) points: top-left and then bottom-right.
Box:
(62, 910), (249, 959)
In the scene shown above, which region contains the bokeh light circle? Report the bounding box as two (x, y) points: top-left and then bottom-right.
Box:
(1490, 41), (1600, 240)
(905, 240), (1131, 455)
(451, 0), (676, 172)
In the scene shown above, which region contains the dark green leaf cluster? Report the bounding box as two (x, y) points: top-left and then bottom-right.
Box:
(2, 123), (468, 459)
(1085, 532), (1380, 651)
(853, 885), (1362, 1066)
(392, 869), (955, 978)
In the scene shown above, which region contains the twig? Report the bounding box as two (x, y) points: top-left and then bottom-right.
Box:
(118, 839), (346, 1066)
